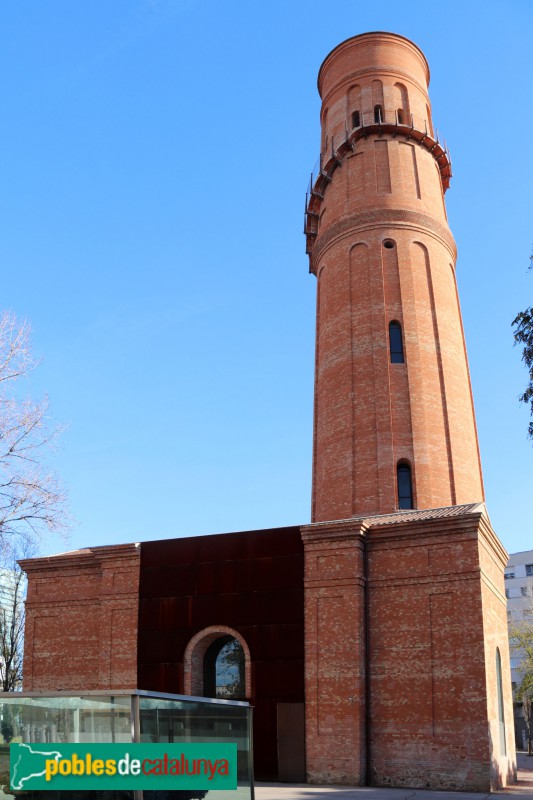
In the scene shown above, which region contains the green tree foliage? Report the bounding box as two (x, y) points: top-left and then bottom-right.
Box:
(512, 254), (533, 439)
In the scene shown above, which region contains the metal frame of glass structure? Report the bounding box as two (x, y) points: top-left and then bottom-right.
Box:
(0, 689), (253, 800)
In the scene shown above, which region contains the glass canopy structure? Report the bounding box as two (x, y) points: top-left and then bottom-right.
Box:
(0, 690), (253, 799)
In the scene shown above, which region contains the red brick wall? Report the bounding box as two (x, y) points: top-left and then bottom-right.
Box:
(367, 512), (490, 790)
(21, 543), (140, 691)
(20, 514), (515, 790)
(302, 520), (367, 784)
(478, 519), (518, 787)
(302, 506), (516, 791)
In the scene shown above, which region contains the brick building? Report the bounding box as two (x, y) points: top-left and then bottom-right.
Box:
(20, 32), (516, 791)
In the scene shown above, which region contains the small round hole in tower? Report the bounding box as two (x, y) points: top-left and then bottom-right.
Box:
(383, 240), (395, 249)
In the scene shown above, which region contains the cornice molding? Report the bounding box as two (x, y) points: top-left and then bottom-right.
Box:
(312, 207), (456, 272)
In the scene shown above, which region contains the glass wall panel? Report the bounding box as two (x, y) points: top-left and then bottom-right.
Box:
(139, 696), (252, 800)
(0, 692), (252, 800)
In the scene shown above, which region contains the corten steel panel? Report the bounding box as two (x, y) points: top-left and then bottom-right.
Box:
(253, 697), (279, 780)
(138, 525), (305, 781)
(250, 623), (304, 660)
(278, 703), (306, 782)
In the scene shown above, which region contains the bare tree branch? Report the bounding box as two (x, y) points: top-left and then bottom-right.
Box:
(0, 311), (70, 557)
(0, 543), (36, 691)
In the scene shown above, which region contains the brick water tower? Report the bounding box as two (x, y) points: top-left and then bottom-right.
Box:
(302, 32), (516, 790)
(17, 29), (519, 795)
(305, 32), (483, 522)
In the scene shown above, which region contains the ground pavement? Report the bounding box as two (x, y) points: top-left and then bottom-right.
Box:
(254, 752), (533, 800)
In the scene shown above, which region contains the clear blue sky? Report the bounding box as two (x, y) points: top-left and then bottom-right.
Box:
(1, 0), (531, 557)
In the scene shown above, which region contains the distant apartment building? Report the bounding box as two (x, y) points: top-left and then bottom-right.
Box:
(0, 567), (16, 634)
(0, 566), (23, 691)
(505, 549), (533, 748)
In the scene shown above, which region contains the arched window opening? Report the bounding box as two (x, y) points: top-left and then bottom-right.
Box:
(496, 648), (507, 756)
(374, 104), (383, 124)
(389, 321), (404, 363)
(393, 83), (410, 123)
(347, 84), (361, 128)
(397, 462), (413, 510)
(371, 80), (384, 113)
(204, 636), (245, 700)
(184, 625), (252, 698)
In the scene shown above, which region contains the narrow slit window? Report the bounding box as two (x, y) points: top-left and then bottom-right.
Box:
(352, 110), (361, 128)
(397, 462), (413, 509)
(397, 108), (405, 124)
(374, 104), (383, 124)
(389, 321), (404, 363)
(496, 648), (507, 756)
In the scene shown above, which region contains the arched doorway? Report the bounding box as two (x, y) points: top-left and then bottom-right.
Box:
(183, 625), (252, 699)
(204, 635), (246, 699)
